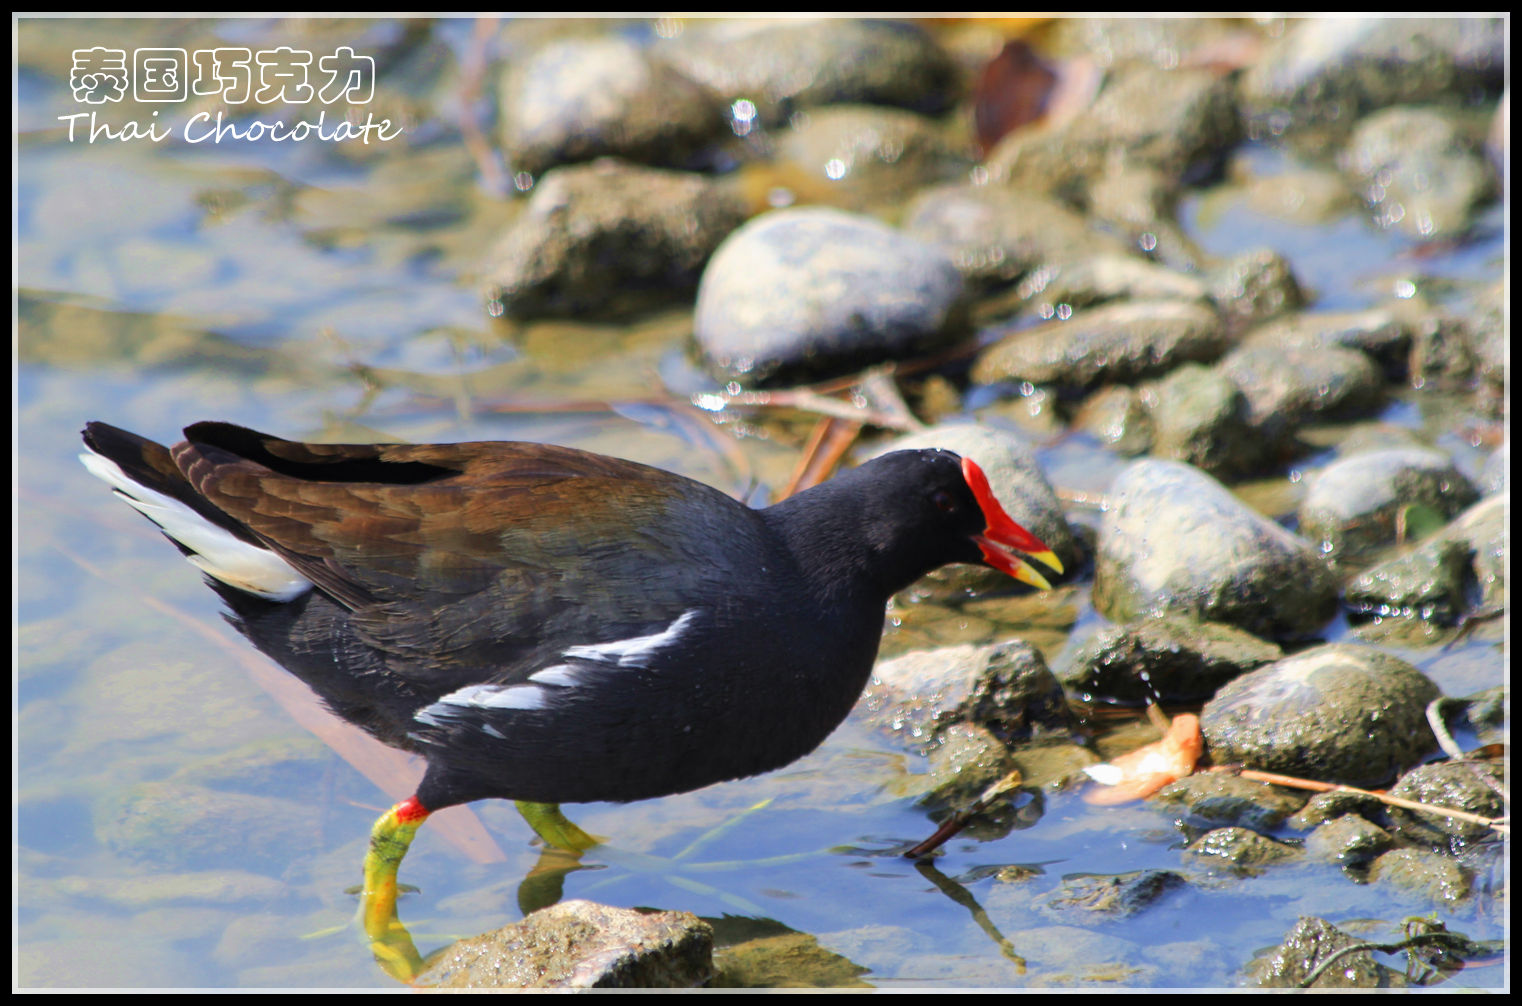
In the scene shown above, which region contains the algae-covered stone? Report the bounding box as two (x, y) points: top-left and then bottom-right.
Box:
(418, 900), (713, 988)
(1060, 616), (1281, 705)
(1298, 447), (1478, 560)
(1093, 460), (1338, 638)
(1200, 643), (1440, 787)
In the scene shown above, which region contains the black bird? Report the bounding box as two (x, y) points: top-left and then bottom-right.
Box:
(80, 420), (1062, 971)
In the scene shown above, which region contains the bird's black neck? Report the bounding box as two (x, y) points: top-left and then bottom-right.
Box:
(761, 470), (938, 606)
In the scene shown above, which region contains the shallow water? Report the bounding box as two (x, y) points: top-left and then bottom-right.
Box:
(16, 16), (1506, 990)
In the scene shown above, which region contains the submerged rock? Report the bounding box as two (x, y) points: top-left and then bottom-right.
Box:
(1200, 643), (1440, 788)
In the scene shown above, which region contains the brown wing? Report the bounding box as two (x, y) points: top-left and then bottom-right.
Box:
(171, 422), (743, 615)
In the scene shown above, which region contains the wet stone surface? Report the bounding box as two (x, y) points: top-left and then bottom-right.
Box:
(1386, 760), (1506, 849)
(1297, 446), (1479, 561)
(1340, 105), (1497, 239)
(1151, 773), (1306, 832)
(1093, 459), (1339, 638)
(1059, 615), (1282, 705)
(1344, 493), (1508, 623)
(418, 900), (714, 989)
(1037, 869), (1187, 920)
(1199, 643), (1440, 788)
(1305, 814), (1395, 869)
(1245, 915), (1405, 989)
(862, 639), (1075, 751)
(694, 207), (967, 385)
(658, 18), (959, 125)
(1184, 826), (1300, 872)
(972, 300), (1226, 393)
(483, 160), (747, 320)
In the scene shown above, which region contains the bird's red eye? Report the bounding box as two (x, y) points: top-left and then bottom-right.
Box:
(931, 489), (957, 513)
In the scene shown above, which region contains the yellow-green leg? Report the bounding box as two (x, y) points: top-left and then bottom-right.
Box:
(515, 800), (601, 852)
(360, 796), (430, 983)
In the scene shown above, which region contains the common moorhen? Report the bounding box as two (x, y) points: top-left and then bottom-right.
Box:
(80, 420), (1062, 968)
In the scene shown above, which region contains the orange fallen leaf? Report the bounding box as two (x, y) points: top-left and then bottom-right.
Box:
(1083, 713), (1204, 805)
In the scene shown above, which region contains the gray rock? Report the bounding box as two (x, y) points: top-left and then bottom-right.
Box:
(1143, 363), (1267, 478)
(1030, 255), (1213, 315)
(1368, 847), (1472, 908)
(1402, 305), (1478, 390)
(1205, 248), (1305, 330)
(1073, 385), (1153, 456)
(1297, 447), (1479, 560)
(418, 900), (713, 988)
(988, 65), (1240, 189)
(499, 37), (725, 176)
(1480, 444), (1506, 495)
(1039, 869), (1186, 919)
(1246, 915), (1405, 988)
(1289, 789), (1388, 829)
(483, 160), (747, 320)
(919, 722), (1019, 810)
(1341, 106), (1497, 239)
(1344, 493), (1508, 622)
(1152, 773), (1307, 831)
(1200, 643), (1441, 788)
(1387, 760), (1505, 848)
(105, 781), (321, 872)
(1093, 460), (1339, 638)
(777, 105), (971, 210)
(862, 639), (1075, 751)
(903, 185), (1132, 289)
(1219, 341), (1384, 437)
(1305, 815), (1395, 867)
(1242, 308), (1412, 379)
(712, 931), (870, 989)
(659, 18), (957, 124)
(1184, 826), (1300, 871)
(1083, 162), (1206, 271)
(694, 207), (966, 385)
(1241, 17), (1505, 136)
(1059, 616), (1282, 705)
(973, 300), (1226, 392)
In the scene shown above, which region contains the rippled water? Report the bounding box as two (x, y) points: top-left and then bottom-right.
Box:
(17, 16), (1505, 990)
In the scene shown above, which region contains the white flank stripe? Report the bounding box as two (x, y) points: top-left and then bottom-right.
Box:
(80, 450), (312, 601)
(427, 682), (549, 716)
(528, 664), (581, 687)
(563, 610), (699, 667)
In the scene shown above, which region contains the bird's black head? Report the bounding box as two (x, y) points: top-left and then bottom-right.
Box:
(767, 449), (1063, 601)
